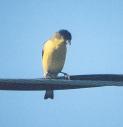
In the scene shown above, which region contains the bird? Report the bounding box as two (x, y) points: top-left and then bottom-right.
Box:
(42, 29), (72, 99)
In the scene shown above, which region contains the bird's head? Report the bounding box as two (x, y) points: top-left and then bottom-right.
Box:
(58, 29), (72, 45)
(53, 29), (72, 45)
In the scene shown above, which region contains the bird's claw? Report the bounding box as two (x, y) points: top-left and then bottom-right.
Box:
(60, 72), (70, 80)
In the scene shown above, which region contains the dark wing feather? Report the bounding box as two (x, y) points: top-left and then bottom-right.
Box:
(42, 41), (46, 58)
(42, 48), (44, 58)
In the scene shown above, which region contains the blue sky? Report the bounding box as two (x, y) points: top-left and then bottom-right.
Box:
(0, 0), (123, 127)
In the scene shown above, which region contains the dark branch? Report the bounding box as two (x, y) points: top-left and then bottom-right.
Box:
(0, 74), (123, 91)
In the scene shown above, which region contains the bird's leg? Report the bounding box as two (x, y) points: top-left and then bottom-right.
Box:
(60, 72), (70, 80)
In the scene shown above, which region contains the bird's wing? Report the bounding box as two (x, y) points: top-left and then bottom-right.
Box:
(42, 41), (46, 58)
(42, 48), (44, 58)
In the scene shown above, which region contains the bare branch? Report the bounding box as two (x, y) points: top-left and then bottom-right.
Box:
(0, 74), (123, 91)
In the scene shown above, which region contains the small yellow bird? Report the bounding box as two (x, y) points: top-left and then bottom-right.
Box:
(42, 29), (72, 99)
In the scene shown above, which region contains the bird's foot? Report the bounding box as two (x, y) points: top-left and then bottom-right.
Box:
(60, 72), (70, 80)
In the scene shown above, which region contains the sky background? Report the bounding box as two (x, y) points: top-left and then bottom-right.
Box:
(0, 0), (123, 127)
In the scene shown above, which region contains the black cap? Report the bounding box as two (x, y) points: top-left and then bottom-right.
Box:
(58, 29), (72, 41)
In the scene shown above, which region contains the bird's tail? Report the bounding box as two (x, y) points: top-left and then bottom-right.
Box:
(44, 90), (54, 99)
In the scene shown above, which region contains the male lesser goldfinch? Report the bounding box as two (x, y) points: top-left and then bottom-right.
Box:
(42, 29), (72, 99)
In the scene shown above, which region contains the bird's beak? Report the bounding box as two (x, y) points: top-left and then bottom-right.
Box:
(67, 40), (71, 45)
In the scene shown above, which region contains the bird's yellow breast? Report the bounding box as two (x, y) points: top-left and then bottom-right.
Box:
(42, 39), (67, 75)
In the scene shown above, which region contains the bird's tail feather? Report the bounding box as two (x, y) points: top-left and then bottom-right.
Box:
(44, 90), (54, 99)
